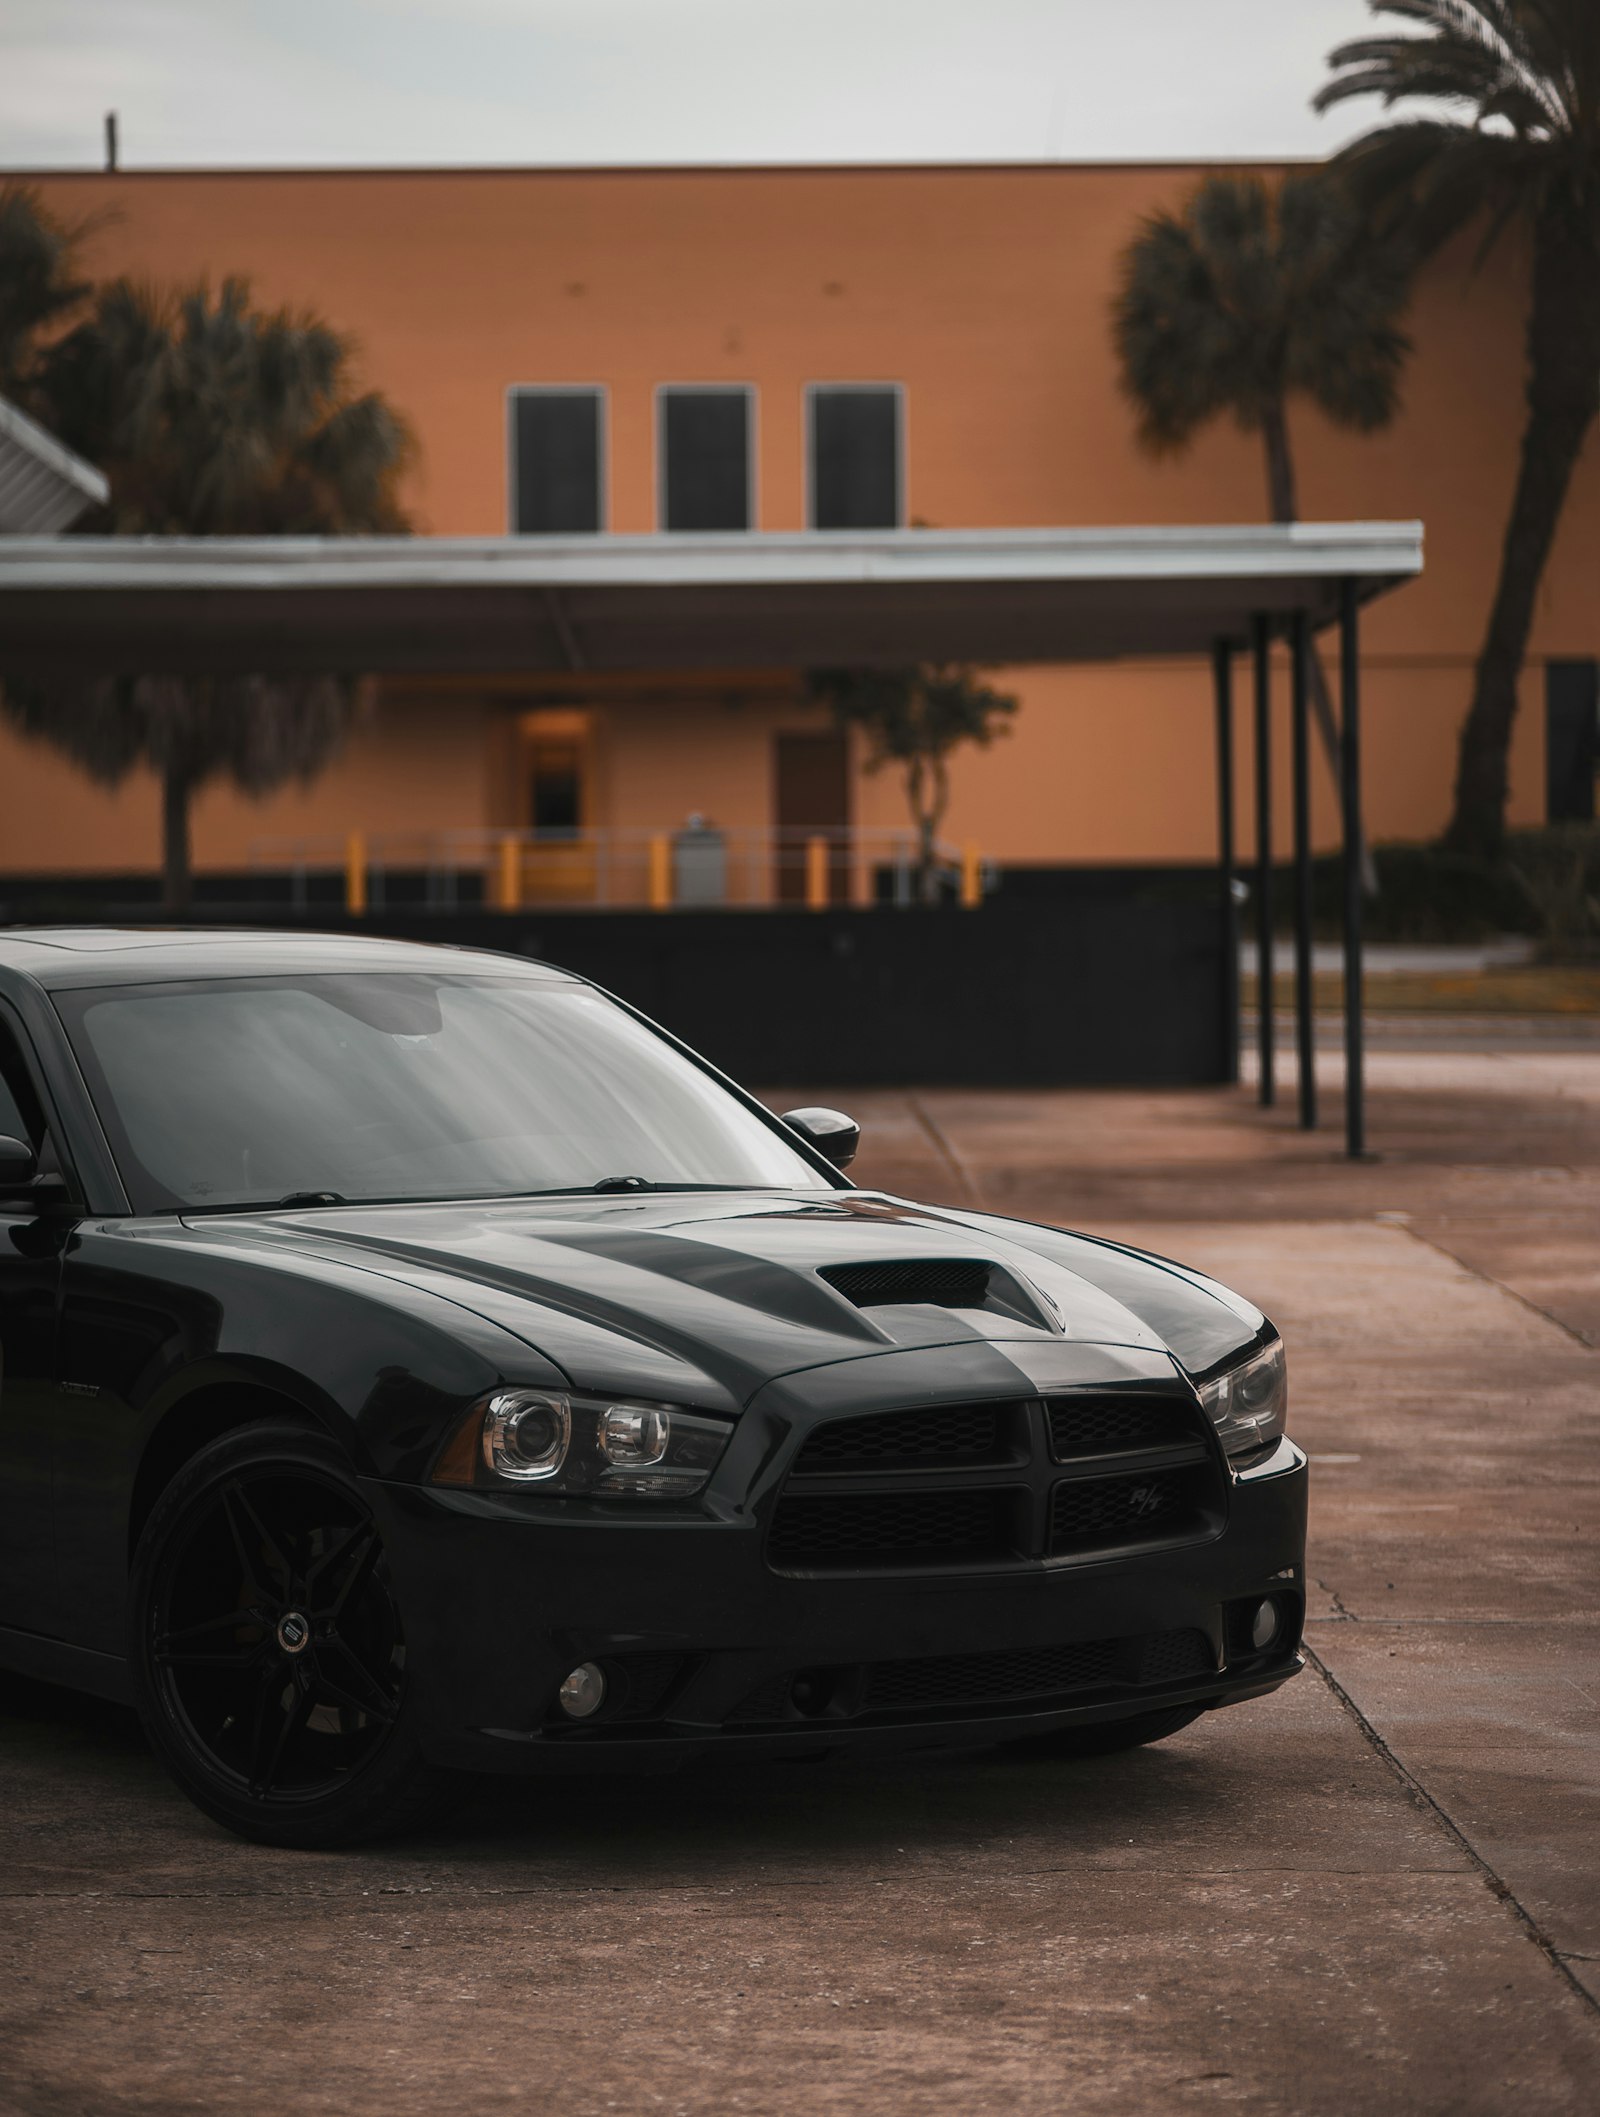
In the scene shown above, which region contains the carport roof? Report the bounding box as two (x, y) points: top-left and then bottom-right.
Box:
(0, 521), (1423, 676)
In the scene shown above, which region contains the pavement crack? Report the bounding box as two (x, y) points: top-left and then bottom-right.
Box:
(904, 1094), (983, 1207)
(1390, 1220), (1596, 1350)
(1303, 1642), (1600, 2021)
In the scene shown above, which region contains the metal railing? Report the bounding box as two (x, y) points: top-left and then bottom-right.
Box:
(247, 825), (993, 915)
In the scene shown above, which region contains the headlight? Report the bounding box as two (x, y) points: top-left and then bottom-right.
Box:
(1198, 1339), (1287, 1460)
(432, 1390), (733, 1498)
(483, 1390), (572, 1482)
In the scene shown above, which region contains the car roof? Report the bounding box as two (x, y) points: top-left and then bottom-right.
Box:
(0, 927), (581, 991)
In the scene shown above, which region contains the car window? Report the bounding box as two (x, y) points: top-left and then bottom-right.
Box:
(0, 1054), (27, 1144)
(0, 1012), (65, 1185)
(0, 1016), (45, 1147)
(55, 972), (833, 1214)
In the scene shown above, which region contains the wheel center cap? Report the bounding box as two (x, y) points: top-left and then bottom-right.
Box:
(276, 1610), (312, 1656)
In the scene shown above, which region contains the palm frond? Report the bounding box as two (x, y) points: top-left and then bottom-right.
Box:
(1316, 0), (1600, 253)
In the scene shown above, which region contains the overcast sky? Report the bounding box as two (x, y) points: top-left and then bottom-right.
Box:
(3, 0), (1385, 171)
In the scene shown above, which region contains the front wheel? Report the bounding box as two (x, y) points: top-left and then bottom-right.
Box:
(130, 1420), (458, 1848)
(1001, 1703), (1203, 1762)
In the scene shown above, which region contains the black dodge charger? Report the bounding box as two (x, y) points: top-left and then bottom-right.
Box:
(0, 929), (1305, 1845)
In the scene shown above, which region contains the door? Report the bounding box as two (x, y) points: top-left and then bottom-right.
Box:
(516, 708), (596, 903)
(773, 731), (851, 905)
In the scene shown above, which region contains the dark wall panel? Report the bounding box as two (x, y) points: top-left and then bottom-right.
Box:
(254, 903), (1230, 1088)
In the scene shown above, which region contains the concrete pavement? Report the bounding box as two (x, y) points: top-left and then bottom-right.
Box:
(1, 1053), (1597, 2113)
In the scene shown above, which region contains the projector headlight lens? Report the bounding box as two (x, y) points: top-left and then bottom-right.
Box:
(434, 1391), (732, 1497)
(482, 1390), (571, 1482)
(1199, 1340), (1288, 1461)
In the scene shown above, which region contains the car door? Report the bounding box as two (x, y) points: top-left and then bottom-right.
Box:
(0, 1007), (72, 1638)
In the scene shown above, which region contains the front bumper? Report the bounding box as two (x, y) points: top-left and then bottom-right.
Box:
(369, 1340), (1308, 1776)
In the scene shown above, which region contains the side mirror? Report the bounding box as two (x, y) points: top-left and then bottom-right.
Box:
(0, 1135), (38, 1196)
(781, 1107), (860, 1171)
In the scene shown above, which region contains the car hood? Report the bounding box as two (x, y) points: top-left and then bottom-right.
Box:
(182, 1188), (1266, 1414)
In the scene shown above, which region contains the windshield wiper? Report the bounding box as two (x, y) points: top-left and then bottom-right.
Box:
(273, 1190), (349, 1209)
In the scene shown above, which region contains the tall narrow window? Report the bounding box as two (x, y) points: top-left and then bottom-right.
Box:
(808, 385), (902, 530)
(1546, 661), (1599, 822)
(510, 388), (604, 534)
(659, 387), (753, 531)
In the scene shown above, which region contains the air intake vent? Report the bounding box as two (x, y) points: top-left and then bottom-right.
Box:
(819, 1258), (1053, 1330)
(820, 1259), (993, 1310)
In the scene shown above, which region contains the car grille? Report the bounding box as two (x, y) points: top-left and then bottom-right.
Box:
(725, 1626), (1213, 1725)
(1047, 1396), (1197, 1459)
(793, 1401), (1017, 1474)
(770, 1389), (1221, 1576)
(769, 1487), (1021, 1569)
(1047, 1465), (1210, 1555)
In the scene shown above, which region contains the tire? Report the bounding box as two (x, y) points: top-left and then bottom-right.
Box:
(1001, 1703), (1204, 1762)
(129, 1419), (460, 1849)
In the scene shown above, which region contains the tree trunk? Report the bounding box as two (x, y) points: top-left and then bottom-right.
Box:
(1261, 397), (1298, 525)
(1445, 205), (1600, 858)
(162, 764), (193, 913)
(907, 755), (949, 904)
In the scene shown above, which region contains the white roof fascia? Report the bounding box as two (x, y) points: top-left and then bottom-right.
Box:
(0, 396), (110, 535)
(0, 522), (1425, 593)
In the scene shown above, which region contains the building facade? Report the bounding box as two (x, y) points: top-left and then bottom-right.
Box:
(5, 160), (1597, 895)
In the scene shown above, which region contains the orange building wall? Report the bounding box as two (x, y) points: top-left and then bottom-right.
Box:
(10, 162), (1594, 876)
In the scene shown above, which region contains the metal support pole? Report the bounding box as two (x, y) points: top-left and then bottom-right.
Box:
(1290, 610), (1317, 1130)
(1251, 614), (1275, 1107)
(1211, 639), (1240, 1082)
(1339, 580), (1367, 1159)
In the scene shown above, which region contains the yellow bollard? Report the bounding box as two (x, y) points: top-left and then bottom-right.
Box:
(499, 833), (522, 911)
(344, 831), (367, 917)
(805, 835), (829, 911)
(648, 834), (672, 910)
(960, 841), (982, 909)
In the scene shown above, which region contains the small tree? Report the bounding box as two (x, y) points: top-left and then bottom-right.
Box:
(5, 276), (412, 910)
(806, 665), (1017, 902)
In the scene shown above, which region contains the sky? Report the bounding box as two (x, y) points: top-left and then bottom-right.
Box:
(0, 0), (1387, 171)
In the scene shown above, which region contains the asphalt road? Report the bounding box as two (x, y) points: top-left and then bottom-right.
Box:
(2, 1050), (1597, 2114)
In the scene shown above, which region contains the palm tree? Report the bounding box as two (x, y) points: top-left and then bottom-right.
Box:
(0, 181), (92, 405)
(6, 276), (412, 909)
(1114, 169), (1412, 851)
(1316, 1), (1600, 858)
(1115, 169), (1413, 521)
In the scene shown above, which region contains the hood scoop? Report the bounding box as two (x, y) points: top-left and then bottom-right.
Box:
(819, 1258), (1058, 1333)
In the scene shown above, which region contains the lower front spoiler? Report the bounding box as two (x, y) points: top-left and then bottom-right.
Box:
(427, 1655), (1303, 1777)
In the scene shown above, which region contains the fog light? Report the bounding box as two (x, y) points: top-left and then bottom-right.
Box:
(558, 1662), (607, 1719)
(1250, 1599), (1280, 1653)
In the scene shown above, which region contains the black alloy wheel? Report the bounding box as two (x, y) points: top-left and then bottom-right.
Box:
(1001, 1702), (1203, 1761)
(130, 1420), (457, 1847)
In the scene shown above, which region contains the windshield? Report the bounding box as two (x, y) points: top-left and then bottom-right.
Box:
(58, 972), (832, 1213)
